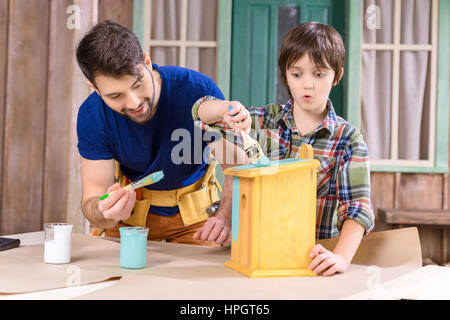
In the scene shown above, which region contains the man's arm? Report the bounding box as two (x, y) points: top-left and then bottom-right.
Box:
(193, 137), (249, 245)
(81, 157), (136, 229)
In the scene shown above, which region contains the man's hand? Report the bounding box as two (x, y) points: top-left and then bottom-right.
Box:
(98, 183), (136, 224)
(193, 210), (231, 245)
(308, 244), (349, 276)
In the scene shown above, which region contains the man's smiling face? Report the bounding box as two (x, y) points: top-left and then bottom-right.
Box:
(92, 62), (158, 125)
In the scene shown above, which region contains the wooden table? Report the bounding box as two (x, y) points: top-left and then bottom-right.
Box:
(1, 229), (449, 300)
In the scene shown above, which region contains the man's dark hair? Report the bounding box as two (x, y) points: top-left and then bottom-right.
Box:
(76, 20), (145, 87)
(279, 21), (345, 98)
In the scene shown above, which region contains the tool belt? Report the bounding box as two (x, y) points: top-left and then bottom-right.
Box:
(116, 161), (222, 227)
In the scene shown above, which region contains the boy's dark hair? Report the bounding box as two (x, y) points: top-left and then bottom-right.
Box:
(279, 21), (345, 98)
(76, 20), (145, 87)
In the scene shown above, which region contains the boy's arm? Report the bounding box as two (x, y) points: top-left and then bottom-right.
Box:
(196, 99), (226, 124)
(308, 219), (364, 276)
(332, 219), (364, 263)
(192, 96), (252, 133)
(309, 129), (374, 276)
(335, 130), (375, 235)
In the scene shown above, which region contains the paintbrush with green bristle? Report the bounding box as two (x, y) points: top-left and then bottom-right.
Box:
(99, 170), (164, 200)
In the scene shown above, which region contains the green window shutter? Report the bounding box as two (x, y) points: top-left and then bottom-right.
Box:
(230, 0), (345, 116)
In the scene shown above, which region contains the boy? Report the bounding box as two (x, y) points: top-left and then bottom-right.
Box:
(192, 22), (374, 275)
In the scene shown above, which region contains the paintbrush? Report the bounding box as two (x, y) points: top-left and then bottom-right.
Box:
(240, 130), (271, 167)
(99, 170), (164, 200)
(228, 106), (271, 167)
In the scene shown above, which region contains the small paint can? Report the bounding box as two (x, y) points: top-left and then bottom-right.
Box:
(119, 227), (149, 269)
(43, 223), (73, 264)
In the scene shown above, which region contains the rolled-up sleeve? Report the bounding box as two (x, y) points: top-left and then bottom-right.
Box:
(192, 95), (245, 148)
(335, 130), (375, 236)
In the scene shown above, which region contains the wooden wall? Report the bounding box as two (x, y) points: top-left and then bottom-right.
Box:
(0, 0), (133, 236)
(98, 0), (133, 29)
(372, 173), (449, 264)
(371, 113), (450, 265)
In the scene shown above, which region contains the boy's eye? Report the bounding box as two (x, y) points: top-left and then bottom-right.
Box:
(133, 82), (143, 89)
(315, 72), (325, 77)
(292, 73), (301, 78)
(109, 94), (120, 99)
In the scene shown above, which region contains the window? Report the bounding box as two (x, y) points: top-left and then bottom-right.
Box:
(132, 0), (232, 97)
(345, 0), (448, 173)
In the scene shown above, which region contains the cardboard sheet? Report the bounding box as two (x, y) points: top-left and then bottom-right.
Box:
(0, 234), (124, 294)
(77, 227), (422, 300)
(1, 227), (422, 298)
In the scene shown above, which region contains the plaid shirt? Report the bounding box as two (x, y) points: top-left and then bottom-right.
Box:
(192, 96), (375, 240)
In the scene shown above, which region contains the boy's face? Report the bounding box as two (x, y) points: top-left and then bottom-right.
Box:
(90, 54), (159, 125)
(286, 54), (342, 113)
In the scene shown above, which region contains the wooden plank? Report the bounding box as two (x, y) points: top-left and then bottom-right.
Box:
(397, 173), (443, 209)
(370, 172), (395, 232)
(42, 0), (75, 224)
(378, 209), (450, 226)
(419, 227), (443, 265)
(1, 0), (50, 235)
(259, 169), (314, 270)
(98, 0), (133, 29)
(394, 172), (401, 208)
(0, 0), (8, 232)
(60, 1), (99, 235)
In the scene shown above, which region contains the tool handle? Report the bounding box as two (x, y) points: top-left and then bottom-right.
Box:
(99, 183), (133, 200)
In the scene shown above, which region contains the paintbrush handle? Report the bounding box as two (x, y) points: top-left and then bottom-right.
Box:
(99, 170), (164, 200)
(240, 130), (253, 147)
(99, 183), (133, 200)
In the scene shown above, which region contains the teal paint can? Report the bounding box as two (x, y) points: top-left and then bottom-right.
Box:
(119, 227), (149, 269)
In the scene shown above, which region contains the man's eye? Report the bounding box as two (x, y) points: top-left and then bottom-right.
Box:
(134, 82), (143, 89)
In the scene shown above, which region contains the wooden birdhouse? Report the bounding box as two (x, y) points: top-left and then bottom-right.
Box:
(223, 144), (320, 277)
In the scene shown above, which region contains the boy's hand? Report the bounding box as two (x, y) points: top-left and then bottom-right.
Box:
(220, 101), (251, 134)
(98, 183), (136, 223)
(308, 244), (349, 276)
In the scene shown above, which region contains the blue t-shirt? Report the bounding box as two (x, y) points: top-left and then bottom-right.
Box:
(77, 64), (224, 216)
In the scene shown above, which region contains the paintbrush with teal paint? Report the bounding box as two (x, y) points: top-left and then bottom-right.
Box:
(99, 170), (164, 200)
(228, 105), (271, 167)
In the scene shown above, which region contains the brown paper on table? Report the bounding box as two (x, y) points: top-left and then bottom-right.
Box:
(0, 234), (124, 294)
(75, 227), (422, 300)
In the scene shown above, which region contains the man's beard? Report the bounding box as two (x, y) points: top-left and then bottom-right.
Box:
(122, 97), (154, 125)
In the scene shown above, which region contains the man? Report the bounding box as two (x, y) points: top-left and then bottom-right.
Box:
(76, 20), (237, 245)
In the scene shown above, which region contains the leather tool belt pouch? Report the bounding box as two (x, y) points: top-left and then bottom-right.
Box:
(177, 160), (221, 226)
(119, 161), (222, 228)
